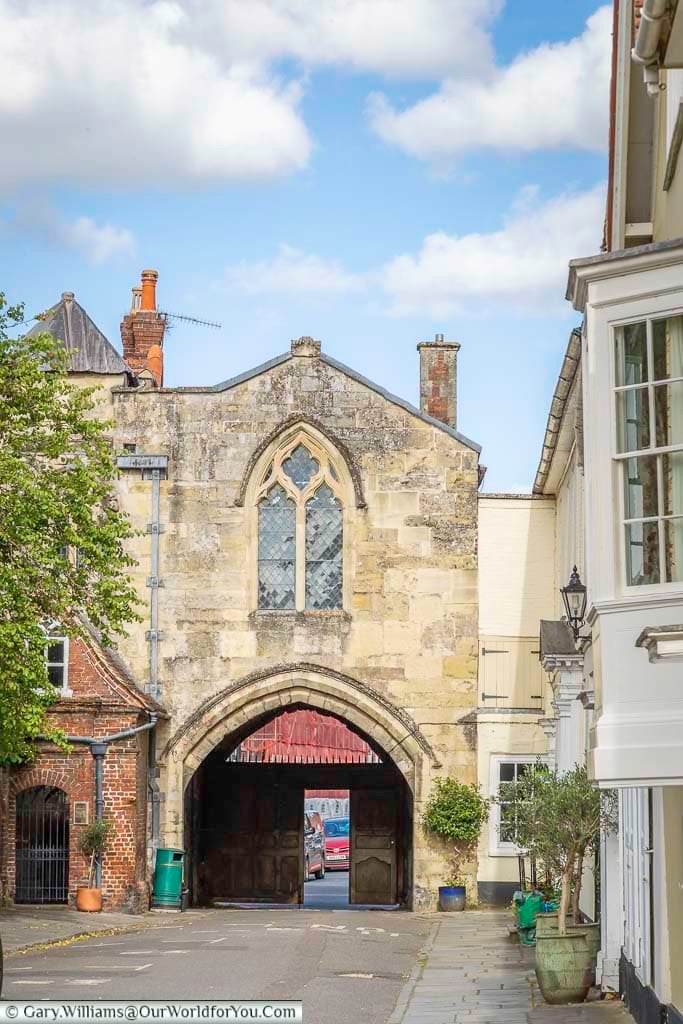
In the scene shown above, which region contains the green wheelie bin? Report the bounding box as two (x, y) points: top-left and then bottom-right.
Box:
(152, 848), (184, 909)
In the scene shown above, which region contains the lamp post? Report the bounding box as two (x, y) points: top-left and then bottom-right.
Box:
(560, 565), (588, 641)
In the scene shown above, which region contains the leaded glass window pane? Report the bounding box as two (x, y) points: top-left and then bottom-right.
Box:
(258, 484), (295, 609)
(283, 445), (319, 490)
(305, 484), (342, 609)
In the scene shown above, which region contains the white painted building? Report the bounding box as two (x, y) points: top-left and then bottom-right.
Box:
(557, 3), (683, 1022)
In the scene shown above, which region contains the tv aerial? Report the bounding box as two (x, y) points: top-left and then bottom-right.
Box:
(158, 310), (222, 330)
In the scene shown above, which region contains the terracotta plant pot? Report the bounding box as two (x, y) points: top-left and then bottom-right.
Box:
(76, 887), (102, 912)
(535, 930), (594, 1004)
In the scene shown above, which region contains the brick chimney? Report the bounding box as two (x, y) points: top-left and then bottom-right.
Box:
(417, 333), (460, 429)
(120, 270), (165, 386)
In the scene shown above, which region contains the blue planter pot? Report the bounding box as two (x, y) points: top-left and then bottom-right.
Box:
(439, 885), (466, 911)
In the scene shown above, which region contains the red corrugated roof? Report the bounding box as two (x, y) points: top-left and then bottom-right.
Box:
(231, 709), (380, 764)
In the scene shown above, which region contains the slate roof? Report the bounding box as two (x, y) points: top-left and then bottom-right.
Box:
(28, 291), (130, 375)
(539, 619), (577, 659)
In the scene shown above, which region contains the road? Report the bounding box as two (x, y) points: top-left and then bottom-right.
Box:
(303, 868), (350, 908)
(2, 907), (431, 1024)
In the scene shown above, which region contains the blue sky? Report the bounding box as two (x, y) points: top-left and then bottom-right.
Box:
(0, 0), (610, 490)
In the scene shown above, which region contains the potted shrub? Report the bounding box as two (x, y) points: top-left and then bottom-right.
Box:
(422, 777), (488, 911)
(498, 764), (616, 1004)
(76, 819), (114, 912)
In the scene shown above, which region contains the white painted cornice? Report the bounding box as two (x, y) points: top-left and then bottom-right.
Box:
(541, 652), (583, 673)
(566, 237), (683, 312)
(635, 624), (683, 662)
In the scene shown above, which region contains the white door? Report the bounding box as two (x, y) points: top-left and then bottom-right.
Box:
(621, 788), (652, 985)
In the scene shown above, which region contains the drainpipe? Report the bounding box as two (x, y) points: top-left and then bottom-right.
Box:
(147, 465), (164, 701)
(148, 723), (161, 849)
(115, 454), (168, 701)
(90, 743), (107, 887)
(632, 0), (669, 94)
(59, 715), (158, 888)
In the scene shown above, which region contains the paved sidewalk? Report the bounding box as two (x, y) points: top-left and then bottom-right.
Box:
(390, 910), (632, 1024)
(0, 904), (188, 955)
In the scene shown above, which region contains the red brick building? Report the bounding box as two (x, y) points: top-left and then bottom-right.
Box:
(0, 288), (164, 912)
(0, 633), (161, 911)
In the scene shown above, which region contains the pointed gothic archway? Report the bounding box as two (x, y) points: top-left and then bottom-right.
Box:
(160, 664), (441, 908)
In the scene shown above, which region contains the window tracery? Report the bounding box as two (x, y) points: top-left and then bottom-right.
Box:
(256, 433), (345, 611)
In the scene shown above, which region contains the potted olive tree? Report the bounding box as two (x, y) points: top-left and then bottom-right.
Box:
(422, 778), (488, 911)
(76, 819), (114, 912)
(499, 764), (615, 1004)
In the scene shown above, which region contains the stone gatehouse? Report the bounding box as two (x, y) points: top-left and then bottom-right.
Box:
(2, 272), (482, 910)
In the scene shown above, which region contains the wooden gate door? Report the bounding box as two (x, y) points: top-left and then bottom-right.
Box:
(205, 773), (303, 903)
(350, 787), (398, 905)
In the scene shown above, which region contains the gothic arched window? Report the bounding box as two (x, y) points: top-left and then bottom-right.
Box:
(256, 436), (344, 611)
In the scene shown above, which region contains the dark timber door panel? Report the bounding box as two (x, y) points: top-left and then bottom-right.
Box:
(350, 787), (398, 904)
(205, 776), (303, 903)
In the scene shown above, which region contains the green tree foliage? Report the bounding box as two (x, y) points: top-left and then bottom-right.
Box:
(79, 819), (115, 888)
(498, 763), (617, 933)
(423, 778), (489, 884)
(0, 294), (141, 763)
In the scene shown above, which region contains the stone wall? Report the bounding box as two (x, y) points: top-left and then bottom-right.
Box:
(111, 340), (481, 907)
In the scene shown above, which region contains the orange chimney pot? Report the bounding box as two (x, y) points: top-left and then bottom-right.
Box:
(140, 269), (158, 312)
(146, 342), (163, 386)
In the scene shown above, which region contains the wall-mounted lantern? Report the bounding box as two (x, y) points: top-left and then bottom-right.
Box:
(560, 565), (587, 641)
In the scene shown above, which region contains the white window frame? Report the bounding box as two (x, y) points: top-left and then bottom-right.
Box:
(44, 634), (71, 696)
(612, 309), (683, 593)
(488, 754), (549, 857)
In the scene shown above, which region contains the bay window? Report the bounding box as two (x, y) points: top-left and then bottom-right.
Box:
(614, 314), (683, 586)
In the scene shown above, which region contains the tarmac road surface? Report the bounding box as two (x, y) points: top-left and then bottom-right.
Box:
(304, 868), (350, 908)
(2, 907), (431, 1024)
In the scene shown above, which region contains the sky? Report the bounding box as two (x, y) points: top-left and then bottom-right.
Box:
(0, 0), (610, 491)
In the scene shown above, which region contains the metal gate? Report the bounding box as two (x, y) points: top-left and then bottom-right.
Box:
(15, 787), (69, 904)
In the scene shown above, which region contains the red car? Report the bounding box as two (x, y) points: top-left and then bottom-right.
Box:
(323, 817), (349, 870)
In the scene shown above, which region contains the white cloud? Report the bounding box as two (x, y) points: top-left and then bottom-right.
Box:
(369, 6), (612, 161)
(10, 201), (134, 264)
(63, 217), (135, 265)
(221, 183), (604, 315)
(0, 0), (505, 192)
(379, 183), (605, 316)
(187, 0), (503, 79)
(224, 244), (366, 295)
(0, 1), (311, 190)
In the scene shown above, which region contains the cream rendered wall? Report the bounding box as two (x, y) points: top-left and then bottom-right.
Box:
(477, 496), (556, 897)
(478, 497), (556, 637)
(477, 716), (548, 887)
(554, 446), (585, 609)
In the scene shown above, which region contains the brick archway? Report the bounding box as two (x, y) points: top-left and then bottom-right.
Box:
(2, 769), (75, 905)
